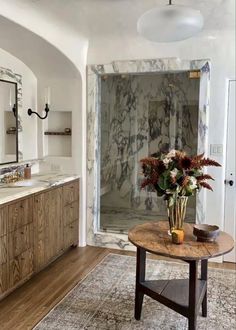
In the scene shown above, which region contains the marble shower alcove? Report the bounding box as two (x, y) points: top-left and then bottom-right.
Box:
(87, 58), (210, 249)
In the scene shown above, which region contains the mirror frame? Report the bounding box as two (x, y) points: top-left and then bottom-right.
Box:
(0, 78), (18, 165)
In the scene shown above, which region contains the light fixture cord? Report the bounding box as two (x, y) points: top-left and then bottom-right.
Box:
(168, 0), (172, 5)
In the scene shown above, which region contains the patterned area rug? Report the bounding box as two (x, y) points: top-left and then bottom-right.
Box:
(35, 254), (236, 330)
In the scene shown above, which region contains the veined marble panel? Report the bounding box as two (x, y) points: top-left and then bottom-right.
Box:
(100, 73), (199, 219)
(87, 58), (211, 249)
(0, 67), (23, 161)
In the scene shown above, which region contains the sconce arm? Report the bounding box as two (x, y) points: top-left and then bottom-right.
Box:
(28, 104), (50, 120)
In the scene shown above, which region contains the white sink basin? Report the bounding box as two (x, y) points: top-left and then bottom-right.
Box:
(7, 180), (48, 188)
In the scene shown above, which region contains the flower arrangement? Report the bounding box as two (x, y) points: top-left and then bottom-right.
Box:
(140, 150), (221, 207)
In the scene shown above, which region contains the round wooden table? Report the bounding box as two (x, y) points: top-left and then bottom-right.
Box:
(128, 221), (234, 330)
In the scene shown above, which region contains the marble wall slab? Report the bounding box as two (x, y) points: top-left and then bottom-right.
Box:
(87, 58), (210, 249)
(100, 73), (199, 219)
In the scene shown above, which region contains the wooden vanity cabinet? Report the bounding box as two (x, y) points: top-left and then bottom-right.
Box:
(0, 178), (79, 300)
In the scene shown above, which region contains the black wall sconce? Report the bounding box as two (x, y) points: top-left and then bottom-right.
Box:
(28, 87), (50, 120)
(28, 103), (50, 120)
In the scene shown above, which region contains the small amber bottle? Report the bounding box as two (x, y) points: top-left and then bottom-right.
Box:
(24, 164), (31, 179)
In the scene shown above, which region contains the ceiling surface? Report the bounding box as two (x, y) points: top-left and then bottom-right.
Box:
(4, 0), (236, 40)
(0, 0), (234, 74)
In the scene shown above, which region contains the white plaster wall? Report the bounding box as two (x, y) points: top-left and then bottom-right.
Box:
(87, 30), (236, 232)
(0, 0), (234, 249)
(0, 1), (88, 247)
(0, 47), (37, 161)
(37, 76), (82, 175)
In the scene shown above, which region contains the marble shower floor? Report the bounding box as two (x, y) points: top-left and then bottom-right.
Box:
(100, 206), (195, 234)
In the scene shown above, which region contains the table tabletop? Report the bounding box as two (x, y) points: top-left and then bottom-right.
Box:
(128, 221), (234, 261)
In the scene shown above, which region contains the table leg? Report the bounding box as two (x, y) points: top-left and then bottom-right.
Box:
(201, 259), (208, 317)
(188, 260), (198, 330)
(135, 247), (146, 320)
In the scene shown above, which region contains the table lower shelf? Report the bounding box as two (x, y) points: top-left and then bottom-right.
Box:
(139, 278), (207, 317)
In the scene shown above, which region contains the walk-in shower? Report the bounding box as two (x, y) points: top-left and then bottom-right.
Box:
(100, 72), (200, 233)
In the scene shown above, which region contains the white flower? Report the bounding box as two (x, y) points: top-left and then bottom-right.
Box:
(170, 168), (178, 178)
(189, 176), (198, 190)
(166, 149), (176, 158)
(163, 157), (172, 168)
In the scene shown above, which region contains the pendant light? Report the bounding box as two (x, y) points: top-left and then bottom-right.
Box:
(137, 0), (204, 42)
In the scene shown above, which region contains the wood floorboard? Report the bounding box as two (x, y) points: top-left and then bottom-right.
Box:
(0, 245), (235, 330)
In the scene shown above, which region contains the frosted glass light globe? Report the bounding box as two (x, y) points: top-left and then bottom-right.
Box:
(137, 5), (204, 42)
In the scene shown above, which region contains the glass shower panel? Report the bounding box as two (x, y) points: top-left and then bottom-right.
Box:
(100, 72), (200, 233)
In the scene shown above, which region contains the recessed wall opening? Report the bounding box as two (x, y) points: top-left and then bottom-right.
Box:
(99, 71), (200, 233)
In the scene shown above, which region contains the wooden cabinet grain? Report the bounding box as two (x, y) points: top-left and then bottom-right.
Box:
(0, 178), (79, 300)
(62, 181), (79, 249)
(8, 223), (34, 260)
(9, 248), (34, 288)
(8, 198), (33, 232)
(0, 206), (7, 237)
(63, 181), (79, 206)
(34, 187), (63, 270)
(0, 235), (7, 265)
(64, 220), (79, 248)
(0, 263), (8, 294)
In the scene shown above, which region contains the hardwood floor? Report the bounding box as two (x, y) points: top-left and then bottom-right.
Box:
(0, 246), (235, 330)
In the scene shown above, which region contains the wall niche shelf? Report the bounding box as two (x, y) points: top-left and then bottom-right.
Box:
(44, 131), (71, 136)
(6, 130), (16, 135)
(44, 111), (72, 157)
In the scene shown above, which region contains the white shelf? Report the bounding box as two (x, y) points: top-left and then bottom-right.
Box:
(45, 111), (72, 157)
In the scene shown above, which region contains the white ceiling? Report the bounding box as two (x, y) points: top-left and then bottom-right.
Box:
(0, 0), (234, 75)
(0, 15), (80, 78)
(20, 0), (235, 40)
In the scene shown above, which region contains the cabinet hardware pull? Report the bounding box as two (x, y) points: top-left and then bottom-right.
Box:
(21, 231), (24, 234)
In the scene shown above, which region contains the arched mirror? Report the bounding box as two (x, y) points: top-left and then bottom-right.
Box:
(0, 79), (18, 164)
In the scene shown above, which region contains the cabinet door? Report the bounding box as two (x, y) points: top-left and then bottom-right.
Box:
(34, 187), (62, 270)
(0, 206), (7, 237)
(9, 249), (33, 288)
(34, 192), (45, 270)
(8, 198), (33, 232)
(0, 235), (8, 293)
(46, 188), (63, 261)
(0, 235), (7, 265)
(63, 201), (79, 226)
(64, 220), (79, 249)
(8, 223), (33, 260)
(63, 180), (79, 205)
(0, 263), (8, 294)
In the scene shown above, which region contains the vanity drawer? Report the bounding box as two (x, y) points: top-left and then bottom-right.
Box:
(63, 180), (79, 205)
(63, 201), (79, 226)
(0, 207), (7, 237)
(64, 220), (78, 248)
(0, 235), (7, 265)
(8, 223), (33, 260)
(8, 198), (33, 232)
(9, 248), (33, 288)
(0, 263), (8, 294)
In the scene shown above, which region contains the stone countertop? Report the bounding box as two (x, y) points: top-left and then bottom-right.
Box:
(0, 172), (80, 205)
